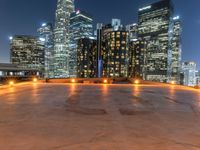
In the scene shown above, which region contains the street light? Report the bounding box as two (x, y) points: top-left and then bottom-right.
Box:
(134, 79), (140, 84)
(9, 81), (14, 86)
(71, 79), (76, 83)
(33, 78), (38, 82)
(9, 36), (13, 40)
(103, 79), (108, 84)
(171, 81), (176, 85)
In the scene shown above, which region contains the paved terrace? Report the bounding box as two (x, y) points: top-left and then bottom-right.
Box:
(0, 82), (200, 150)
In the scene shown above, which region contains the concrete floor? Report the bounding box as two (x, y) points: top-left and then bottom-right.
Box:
(0, 83), (200, 150)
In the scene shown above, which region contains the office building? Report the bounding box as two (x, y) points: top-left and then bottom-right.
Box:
(100, 20), (129, 78)
(0, 63), (41, 77)
(181, 61), (197, 86)
(138, 0), (176, 82)
(196, 71), (200, 86)
(53, 0), (74, 78)
(69, 10), (93, 77)
(170, 16), (182, 83)
(96, 23), (103, 78)
(77, 37), (97, 78)
(126, 23), (138, 41)
(112, 19), (122, 31)
(10, 35), (44, 76)
(128, 39), (146, 79)
(37, 23), (54, 78)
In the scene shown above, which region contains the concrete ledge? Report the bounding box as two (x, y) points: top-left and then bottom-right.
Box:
(46, 78), (114, 84)
(194, 86), (200, 89)
(128, 78), (168, 85)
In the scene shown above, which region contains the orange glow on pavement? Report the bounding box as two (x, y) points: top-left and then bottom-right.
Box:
(103, 84), (108, 96)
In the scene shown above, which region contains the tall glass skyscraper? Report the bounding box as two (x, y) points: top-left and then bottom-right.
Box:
(53, 0), (74, 78)
(171, 16), (182, 83)
(38, 23), (54, 78)
(138, 0), (175, 82)
(69, 10), (93, 77)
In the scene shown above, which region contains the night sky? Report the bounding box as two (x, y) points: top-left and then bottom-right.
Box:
(0, 0), (199, 68)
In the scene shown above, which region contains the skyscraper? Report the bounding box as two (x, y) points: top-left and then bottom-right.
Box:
(10, 35), (45, 76)
(53, 0), (74, 78)
(77, 37), (97, 78)
(128, 39), (146, 79)
(170, 16), (182, 83)
(69, 10), (93, 77)
(37, 23), (54, 78)
(138, 0), (174, 82)
(96, 23), (103, 78)
(101, 20), (129, 78)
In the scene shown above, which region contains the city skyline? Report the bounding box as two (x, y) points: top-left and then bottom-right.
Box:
(0, 0), (200, 68)
(1, 1), (200, 148)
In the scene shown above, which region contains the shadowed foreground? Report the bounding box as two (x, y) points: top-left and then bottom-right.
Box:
(0, 83), (200, 150)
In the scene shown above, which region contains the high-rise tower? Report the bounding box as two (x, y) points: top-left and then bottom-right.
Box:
(69, 10), (93, 77)
(171, 16), (182, 83)
(38, 23), (54, 78)
(138, 0), (174, 82)
(53, 0), (75, 78)
(100, 20), (129, 78)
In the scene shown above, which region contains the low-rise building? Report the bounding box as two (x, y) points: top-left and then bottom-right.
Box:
(181, 61), (197, 86)
(0, 63), (41, 77)
(195, 70), (200, 86)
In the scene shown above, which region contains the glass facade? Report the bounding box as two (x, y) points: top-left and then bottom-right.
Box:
(37, 23), (54, 78)
(53, 0), (74, 78)
(77, 38), (97, 78)
(196, 71), (200, 86)
(69, 10), (93, 77)
(101, 20), (129, 78)
(138, 0), (175, 82)
(96, 23), (103, 78)
(170, 17), (182, 83)
(10, 35), (45, 76)
(126, 23), (138, 41)
(181, 61), (197, 86)
(128, 39), (146, 79)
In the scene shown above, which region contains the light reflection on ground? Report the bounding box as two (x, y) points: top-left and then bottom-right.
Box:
(0, 83), (200, 149)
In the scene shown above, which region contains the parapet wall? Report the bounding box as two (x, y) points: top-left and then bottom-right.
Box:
(46, 78), (114, 84)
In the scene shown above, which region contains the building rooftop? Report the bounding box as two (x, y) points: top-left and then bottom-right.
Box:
(0, 82), (200, 149)
(0, 63), (37, 71)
